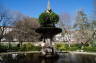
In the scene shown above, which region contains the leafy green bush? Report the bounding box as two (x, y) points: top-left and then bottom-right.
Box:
(91, 41), (96, 47)
(55, 43), (69, 51)
(0, 43), (19, 52)
(0, 43), (41, 52)
(83, 46), (96, 52)
(20, 44), (26, 51)
(20, 43), (41, 51)
(1, 42), (96, 52)
(70, 44), (82, 48)
(68, 47), (80, 51)
(0, 44), (8, 52)
(55, 43), (82, 51)
(8, 43), (18, 51)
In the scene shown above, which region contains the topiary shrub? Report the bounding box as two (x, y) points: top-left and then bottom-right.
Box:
(39, 11), (59, 26)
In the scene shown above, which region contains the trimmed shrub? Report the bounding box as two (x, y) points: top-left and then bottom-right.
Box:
(68, 47), (80, 51)
(55, 43), (82, 51)
(20, 43), (41, 51)
(55, 43), (69, 51)
(83, 46), (96, 52)
(70, 44), (82, 48)
(39, 12), (59, 25)
(0, 44), (8, 52)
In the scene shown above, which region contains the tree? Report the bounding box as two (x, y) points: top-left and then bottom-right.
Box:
(58, 13), (72, 47)
(90, 21), (96, 46)
(0, 26), (6, 42)
(74, 9), (92, 46)
(0, 5), (28, 42)
(90, 0), (96, 46)
(4, 30), (14, 42)
(0, 6), (13, 42)
(13, 17), (40, 45)
(92, 0), (96, 20)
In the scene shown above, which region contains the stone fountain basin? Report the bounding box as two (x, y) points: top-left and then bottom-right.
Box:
(36, 27), (62, 37)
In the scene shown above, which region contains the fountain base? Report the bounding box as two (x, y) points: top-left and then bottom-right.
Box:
(40, 53), (59, 59)
(39, 46), (59, 59)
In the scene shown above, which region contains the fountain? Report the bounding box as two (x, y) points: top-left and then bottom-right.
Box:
(36, 0), (62, 58)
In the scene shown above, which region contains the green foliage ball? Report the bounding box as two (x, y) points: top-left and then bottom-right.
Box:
(39, 11), (59, 24)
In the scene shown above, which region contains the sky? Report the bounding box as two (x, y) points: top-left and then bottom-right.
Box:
(0, 0), (93, 18)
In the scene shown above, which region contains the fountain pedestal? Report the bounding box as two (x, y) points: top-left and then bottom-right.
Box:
(40, 46), (59, 58)
(36, 27), (62, 58)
